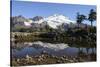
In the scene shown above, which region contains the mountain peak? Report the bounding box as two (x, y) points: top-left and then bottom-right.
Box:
(53, 14), (64, 17)
(32, 16), (43, 21)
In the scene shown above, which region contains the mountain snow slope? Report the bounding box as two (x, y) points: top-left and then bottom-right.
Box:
(31, 14), (76, 29)
(44, 14), (75, 29)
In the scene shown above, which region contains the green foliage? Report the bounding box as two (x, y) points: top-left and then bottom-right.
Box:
(76, 12), (86, 25)
(88, 9), (96, 23)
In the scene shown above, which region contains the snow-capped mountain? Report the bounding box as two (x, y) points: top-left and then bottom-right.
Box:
(11, 14), (77, 31)
(44, 14), (75, 29)
(29, 14), (75, 29)
(30, 14), (76, 29)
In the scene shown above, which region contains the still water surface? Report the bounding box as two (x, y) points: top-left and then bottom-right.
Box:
(12, 41), (96, 58)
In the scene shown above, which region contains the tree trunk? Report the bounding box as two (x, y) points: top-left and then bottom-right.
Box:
(78, 23), (80, 29)
(90, 21), (93, 34)
(91, 21), (93, 28)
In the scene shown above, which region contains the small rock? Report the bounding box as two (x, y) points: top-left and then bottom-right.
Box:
(56, 60), (61, 63)
(41, 54), (44, 58)
(38, 58), (41, 62)
(62, 55), (66, 58)
(17, 59), (20, 62)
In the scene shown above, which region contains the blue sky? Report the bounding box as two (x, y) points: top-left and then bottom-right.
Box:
(11, 1), (96, 25)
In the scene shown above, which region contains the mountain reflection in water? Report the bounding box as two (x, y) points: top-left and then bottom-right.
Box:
(11, 41), (96, 58)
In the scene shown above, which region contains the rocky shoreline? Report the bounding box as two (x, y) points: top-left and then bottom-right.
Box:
(11, 51), (96, 66)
